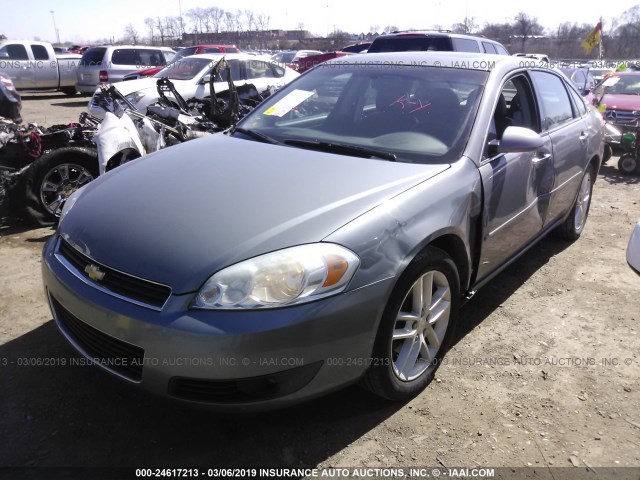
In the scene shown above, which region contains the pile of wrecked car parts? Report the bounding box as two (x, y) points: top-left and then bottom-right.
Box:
(0, 58), (272, 227)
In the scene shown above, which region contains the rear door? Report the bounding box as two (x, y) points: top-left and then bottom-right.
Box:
(30, 44), (57, 88)
(530, 70), (589, 227)
(477, 74), (553, 279)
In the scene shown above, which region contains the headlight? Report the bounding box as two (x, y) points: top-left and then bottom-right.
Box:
(193, 243), (360, 309)
(125, 91), (145, 104)
(58, 185), (87, 223)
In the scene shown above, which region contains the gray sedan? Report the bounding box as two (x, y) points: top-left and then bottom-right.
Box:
(42, 52), (604, 409)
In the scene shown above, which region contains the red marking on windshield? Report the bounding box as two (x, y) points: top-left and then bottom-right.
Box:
(390, 95), (432, 113)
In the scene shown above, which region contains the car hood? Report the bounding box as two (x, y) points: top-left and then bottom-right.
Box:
(601, 93), (640, 111)
(59, 134), (449, 294)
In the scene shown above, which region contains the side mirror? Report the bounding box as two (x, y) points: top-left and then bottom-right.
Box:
(200, 74), (211, 84)
(495, 126), (544, 154)
(0, 52), (9, 59)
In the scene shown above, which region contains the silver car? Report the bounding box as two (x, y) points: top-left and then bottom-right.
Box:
(76, 45), (175, 95)
(42, 52), (604, 410)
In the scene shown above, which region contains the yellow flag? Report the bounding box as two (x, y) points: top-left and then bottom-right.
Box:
(582, 21), (602, 54)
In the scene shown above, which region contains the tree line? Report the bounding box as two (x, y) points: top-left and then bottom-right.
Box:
(112, 4), (640, 59)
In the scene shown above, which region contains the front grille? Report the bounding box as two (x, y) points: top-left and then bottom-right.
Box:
(51, 295), (144, 382)
(57, 238), (171, 310)
(605, 109), (640, 126)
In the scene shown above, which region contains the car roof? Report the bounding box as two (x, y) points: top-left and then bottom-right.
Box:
(182, 52), (275, 61)
(326, 51), (516, 73)
(374, 30), (501, 43)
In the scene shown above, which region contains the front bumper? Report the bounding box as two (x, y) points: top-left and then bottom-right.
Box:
(42, 235), (394, 410)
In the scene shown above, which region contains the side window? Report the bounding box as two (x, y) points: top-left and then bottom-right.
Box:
(216, 60), (241, 82)
(245, 60), (272, 79)
(31, 45), (49, 60)
(111, 49), (139, 65)
(138, 50), (164, 66)
(530, 71), (575, 130)
(485, 75), (539, 157)
(0, 44), (29, 60)
(482, 42), (497, 54)
(568, 87), (587, 117)
(452, 38), (480, 53)
(494, 44), (509, 55)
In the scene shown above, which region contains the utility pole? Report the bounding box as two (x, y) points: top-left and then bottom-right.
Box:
(50, 10), (61, 44)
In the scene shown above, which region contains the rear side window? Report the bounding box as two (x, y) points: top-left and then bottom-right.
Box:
(224, 47), (239, 53)
(452, 38), (480, 53)
(31, 45), (49, 60)
(531, 71), (575, 130)
(202, 48), (221, 53)
(81, 47), (107, 66)
(245, 60), (284, 79)
(111, 49), (165, 66)
(0, 44), (29, 60)
(494, 44), (509, 55)
(368, 36), (453, 52)
(568, 87), (587, 117)
(482, 42), (497, 54)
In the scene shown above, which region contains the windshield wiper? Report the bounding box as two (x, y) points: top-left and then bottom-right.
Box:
(284, 139), (397, 162)
(229, 126), (283, 145)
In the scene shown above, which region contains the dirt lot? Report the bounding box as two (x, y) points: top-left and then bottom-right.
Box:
(1, 93), (639, 479)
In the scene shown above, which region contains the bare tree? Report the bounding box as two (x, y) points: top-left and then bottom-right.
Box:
(513, 12), (543, 52)
(452, 16), (478, 34)
(124, 23), (140, 45)
(144, 17), (155, 45)
(480, 22), (513, 46)
(154, 16), (166, 46)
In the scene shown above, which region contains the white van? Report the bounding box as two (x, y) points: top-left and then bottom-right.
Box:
(76, 45), (175, 95)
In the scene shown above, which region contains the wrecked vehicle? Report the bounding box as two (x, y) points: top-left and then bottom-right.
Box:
(43, 52), (603, 410)
(1, 59), (274, 226)
(87, 53), (298, 119)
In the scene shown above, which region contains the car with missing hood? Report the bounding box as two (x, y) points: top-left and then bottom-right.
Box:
(43, 51), (604, 410)
(87, 53), (299, 119)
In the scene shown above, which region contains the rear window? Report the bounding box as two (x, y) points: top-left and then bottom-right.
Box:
(368, 36), (453, 53)
(81, 47), (107, 66)
(452, 38), (480, 53)
(31, 45), (50, 60)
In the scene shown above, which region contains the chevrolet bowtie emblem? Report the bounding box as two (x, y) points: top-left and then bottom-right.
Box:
(84, 264), (105, 282)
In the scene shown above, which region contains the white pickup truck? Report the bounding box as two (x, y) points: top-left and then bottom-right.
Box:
(0, 40), (81, 96)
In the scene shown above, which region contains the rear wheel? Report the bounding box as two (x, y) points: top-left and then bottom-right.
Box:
(556, 163), (594, 241)
(61, 87), (77, 96)
(20, 147), (98, 226)
(364, 247), (460, 401)
(618, 153), (640, 175)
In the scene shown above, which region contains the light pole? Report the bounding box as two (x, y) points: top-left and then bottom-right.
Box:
(50, 10), (60, 44)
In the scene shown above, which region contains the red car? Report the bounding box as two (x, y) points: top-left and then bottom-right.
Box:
(122, 44), (239, 81)
(591, 71), (640, 127)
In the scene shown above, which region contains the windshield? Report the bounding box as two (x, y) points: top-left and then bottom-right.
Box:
(153, 57), (216, 80)
(237, 62), (487, 164)
(594, 75), (640, 96)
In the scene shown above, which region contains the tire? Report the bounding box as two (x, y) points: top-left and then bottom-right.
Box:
(555, 163), (594, 241)
(618, 153), (640, 175)
(363, 246), (460, 401)
(61, 87), (77, 96)
(20, 147), (98, 227)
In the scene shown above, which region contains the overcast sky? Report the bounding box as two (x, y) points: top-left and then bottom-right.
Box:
(2, 0), (637, 44)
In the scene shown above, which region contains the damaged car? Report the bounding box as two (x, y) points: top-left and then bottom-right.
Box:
(88, 53), (298, 119)
(43, 52), (603, 410)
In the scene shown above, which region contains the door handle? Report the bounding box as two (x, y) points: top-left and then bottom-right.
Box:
(579, 131), (588, 141)
(532, 153), (551, 164)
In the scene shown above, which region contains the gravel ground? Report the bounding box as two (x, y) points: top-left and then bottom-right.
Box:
(1, 93), (639, 480)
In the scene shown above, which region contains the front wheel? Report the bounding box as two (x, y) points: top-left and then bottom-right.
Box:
(555, 163), (594, 241)
(618, 153), (640, 175)
(363, 247), (460, 401)
(20, 147), (98, 226)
